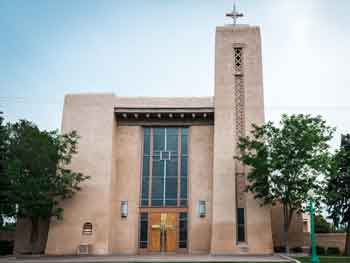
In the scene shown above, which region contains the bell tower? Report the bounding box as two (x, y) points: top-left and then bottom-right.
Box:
(211, 10), (273, 254)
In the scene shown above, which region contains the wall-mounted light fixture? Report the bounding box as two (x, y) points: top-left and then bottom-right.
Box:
(120, 201), (128, 218)
(198, 200), (206, 218)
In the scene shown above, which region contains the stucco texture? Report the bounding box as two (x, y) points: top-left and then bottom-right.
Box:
(44, 24), (273, 256)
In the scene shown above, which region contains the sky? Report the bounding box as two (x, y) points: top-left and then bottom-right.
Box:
(1, 0), (350, 148)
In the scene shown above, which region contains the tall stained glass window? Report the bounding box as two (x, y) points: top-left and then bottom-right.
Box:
(180, 128), (188, 207)
(141, 127), (188, 207)
(141, 128), (150, 206)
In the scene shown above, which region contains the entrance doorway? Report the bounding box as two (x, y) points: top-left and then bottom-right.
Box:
(139, 211), (188, 252)
(150, 213), (177, 252)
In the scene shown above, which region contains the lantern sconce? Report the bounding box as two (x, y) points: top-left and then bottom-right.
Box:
(198, 200), (206, 218)
(120, 201), (128, 218)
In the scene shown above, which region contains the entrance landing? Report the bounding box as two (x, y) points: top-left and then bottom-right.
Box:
(1, 254), (293, 263)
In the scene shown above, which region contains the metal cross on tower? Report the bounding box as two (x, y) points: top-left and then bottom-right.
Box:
(226, 3), (244, 25)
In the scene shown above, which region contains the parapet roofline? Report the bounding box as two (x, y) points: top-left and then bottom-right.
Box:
(115, 96), (214, 108)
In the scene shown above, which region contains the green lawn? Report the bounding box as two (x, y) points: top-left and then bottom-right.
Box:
(296, 257), (350, 263)
(84, 261), (347, 263)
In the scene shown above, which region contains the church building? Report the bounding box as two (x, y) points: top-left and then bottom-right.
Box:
(45, 16), (273, 255)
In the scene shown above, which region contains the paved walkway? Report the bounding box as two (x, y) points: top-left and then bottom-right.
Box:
(0, 254), (293, 263)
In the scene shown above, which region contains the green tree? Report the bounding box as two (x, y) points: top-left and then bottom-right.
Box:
(3, 120), (89, 254)
(324, 134), (350, 256)
(236, 114), (334, 253)
(0, 112), (5, 226)
(314, 214), (331, 233)
(0, 112), (13, 227)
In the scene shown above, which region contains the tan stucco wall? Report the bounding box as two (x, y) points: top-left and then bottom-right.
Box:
(45, 93), (116, 255)
(211, 25), (273, 254)
(188, 126), (213, 254)
(109, 126), (142, 254)
(243, 25), (273, 253)
(314, 233), (346, 254)
(278, 232), (347, 254)
(14, 218), (49, 254)
(271, 203), (304, 248)
(211, 26), (238, 254)
(271, 204), (346, 253)
(45, 24), (273, 256)
(115, 97), (213, 108)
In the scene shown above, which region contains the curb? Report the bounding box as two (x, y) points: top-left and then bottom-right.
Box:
(277, 254), (301, 263)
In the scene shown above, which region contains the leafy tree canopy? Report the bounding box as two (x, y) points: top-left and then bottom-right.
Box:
(2, 120), (89, 220)
(0, 118), (89, 253)
(236, 114), (335, 251)
(314, 214), (331, 233)
(324, 134), (350, 255)
(0, 112), (13, 226)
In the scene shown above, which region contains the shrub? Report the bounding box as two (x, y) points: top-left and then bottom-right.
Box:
(0, 223), (16, 232)
(327, 247), (341, 256)
(290, 247), (303, 253)
(0, 240), (13, 255)
(314, 214), (331, 233)
(274, 246), (286, 253)
(316, 246), (326, 255)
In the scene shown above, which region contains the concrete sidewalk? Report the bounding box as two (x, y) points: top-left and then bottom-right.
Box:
(0, 254), (293, 263)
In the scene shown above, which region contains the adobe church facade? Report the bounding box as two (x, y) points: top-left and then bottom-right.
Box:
(45, 23), (273, 255)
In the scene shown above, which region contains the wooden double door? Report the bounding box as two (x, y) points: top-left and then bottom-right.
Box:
(149, 212), (177, 252)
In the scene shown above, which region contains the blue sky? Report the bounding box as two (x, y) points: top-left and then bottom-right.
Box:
(1, 0), (350, 148)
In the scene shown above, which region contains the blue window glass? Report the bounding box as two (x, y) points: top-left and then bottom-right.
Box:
(144, 128), (150, 154)
(180, 128), (188, 207)
(179, 212), (188, 248)
(181, 128), (188, 155)
(237, 208), (245, 242)
(153, 128), (165, 151)
(180, 126), (188, 206)
(142, 127), (188, 207)
(141, 129), (150, 207)
(139, 213), (148, 248)
(152, 159), (165, 207)
(167, 128), (178, 152)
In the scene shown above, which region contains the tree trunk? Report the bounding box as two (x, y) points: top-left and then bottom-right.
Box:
(283, 204), (290, 254)
(29, 217), (39, 254)
(345, 222), (350, 256)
